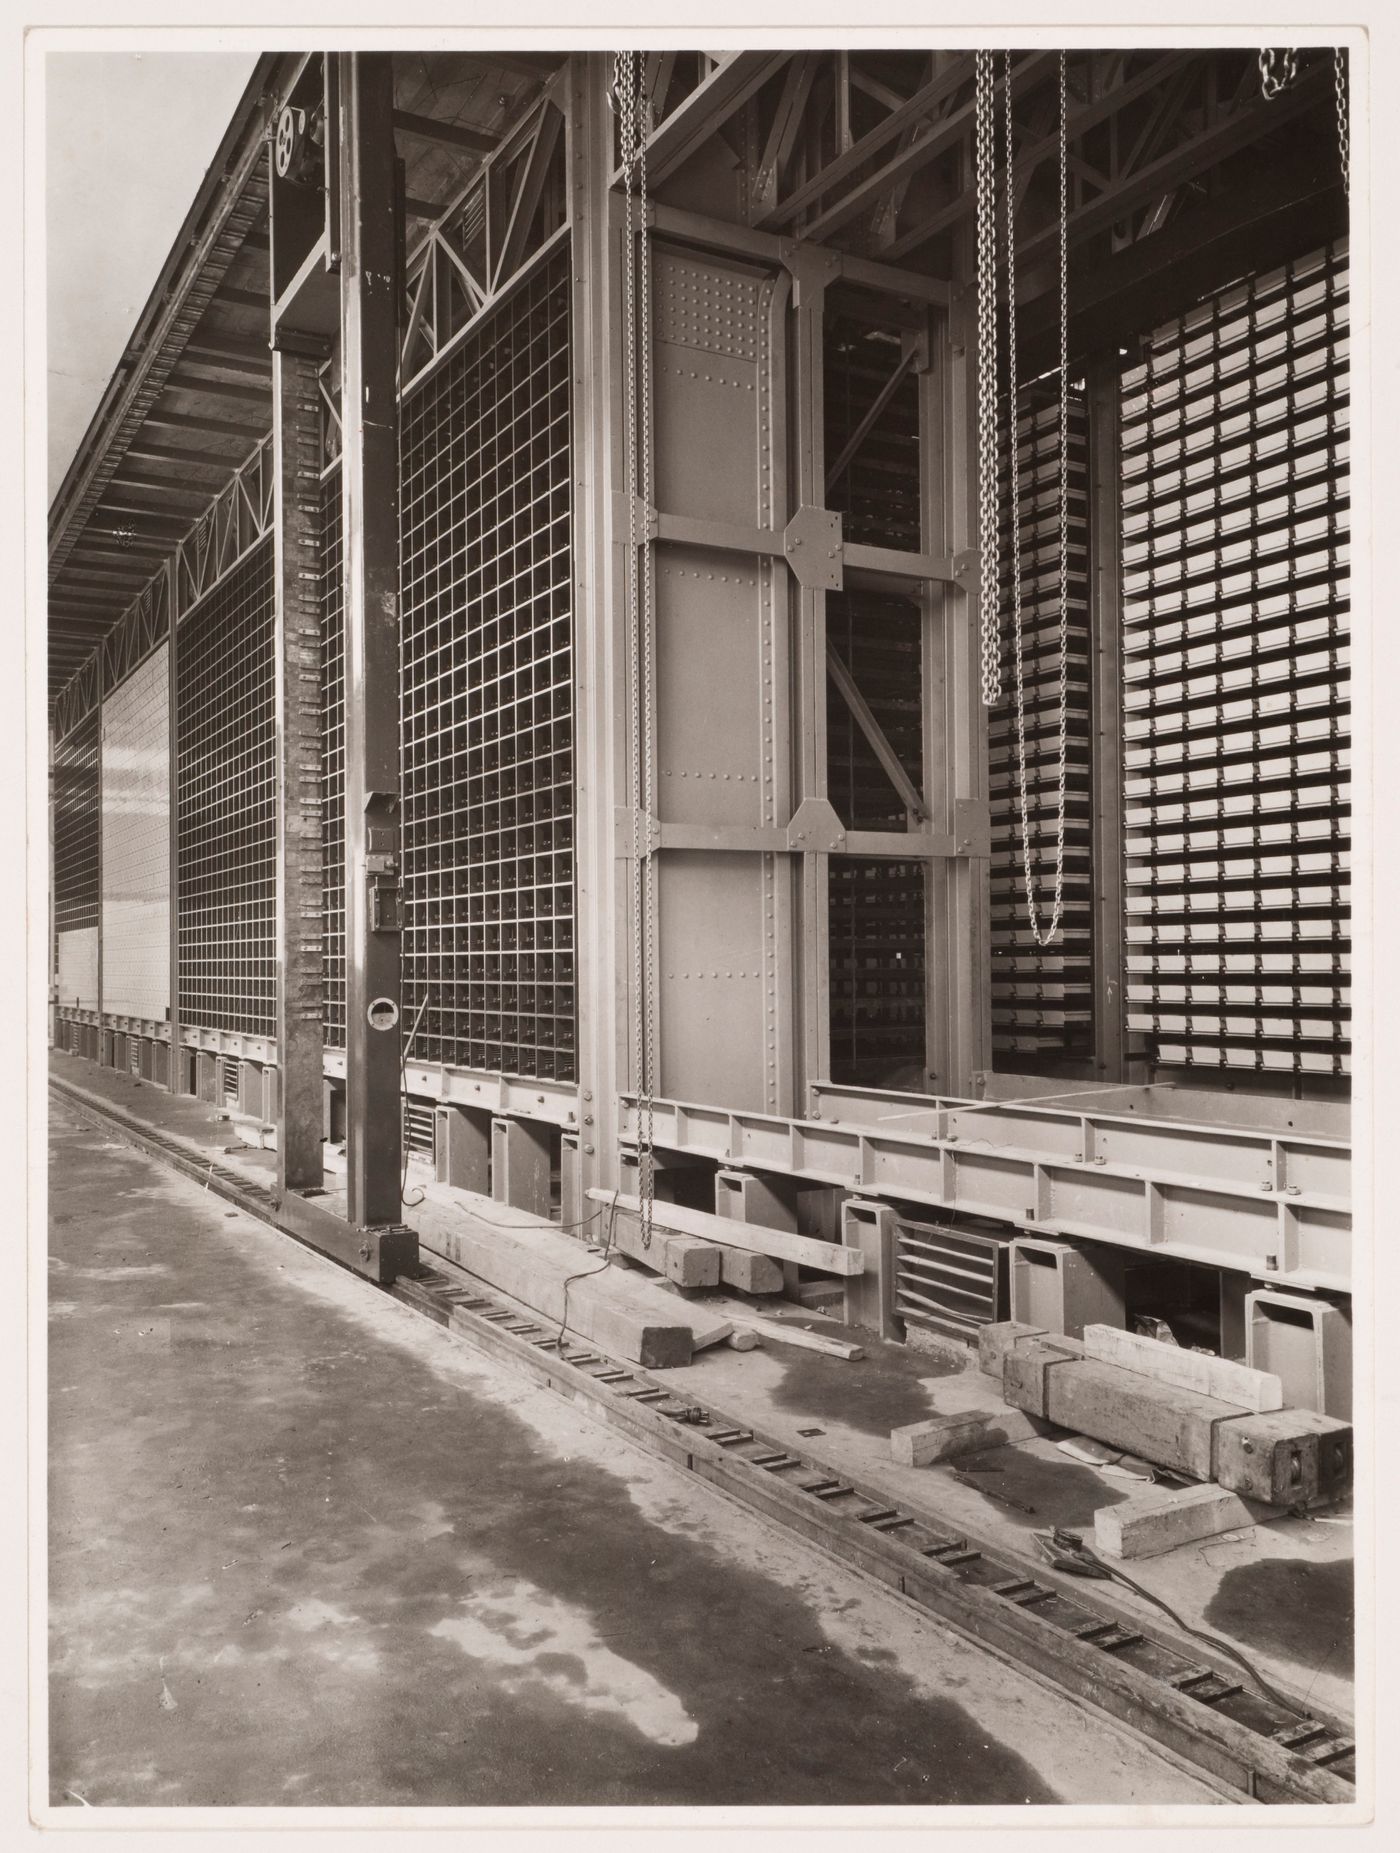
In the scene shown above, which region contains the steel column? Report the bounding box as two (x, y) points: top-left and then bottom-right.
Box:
(787, 248), (834, 1091)
(273, 348), (327, 1187)
(165, 559), (182, 1090)
(338, 52), (403, 1227)
(95, 688), (104, 1057)
(568, 54), (620, 1195)
(923, 231), (991, 1094)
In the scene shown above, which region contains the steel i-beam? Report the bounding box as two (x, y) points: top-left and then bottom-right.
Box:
(338, 51), (404, 1226)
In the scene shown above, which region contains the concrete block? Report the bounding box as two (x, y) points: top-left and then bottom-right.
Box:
(891, 1406), (1051, 1467)
(720, 1248), (784, 1294)
(1094, 1485), (1260, 1561)
(1247, 1289), (1352, 1420)
(1001, 1335), (1086, 1417)
(196, 1051), (219, 1104)
(1007, 1348), (1248, 1480)
(1084, 1323), (1284, 1411)
(840, 1198), (899, 1337)
(979, 1319), (1050, 1379)
(605, 1205), (721, 1288)
(1010, 1236), (1125, 1339)
(1214, 1407), (1353, 1508)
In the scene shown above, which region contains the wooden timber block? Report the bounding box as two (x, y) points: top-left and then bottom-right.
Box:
(720, 1248), (784, 1294)
(1001, 1335), (1086, 1418)
(890, 1406), (1052, 1467)
(1007, 1349), (1249, 1480)
(426, 1202), (730, 1368)
(1214, 1408), (1354, 1508)
(979, 1320), (1050, 1379)
(1084, 1323), (1284, 1412)
(605, 1205), (721, 1288)
(1094, 1484), (1262, 1561)
(587, 1189), (863, 1276)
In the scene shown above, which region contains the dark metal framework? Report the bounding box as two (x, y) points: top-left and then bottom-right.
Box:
(399, 247), (576, 1082)
(176, 539), (277, 1037)
(1120, 239), (1351, 1079)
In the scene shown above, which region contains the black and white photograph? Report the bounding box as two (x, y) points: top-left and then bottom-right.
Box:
(14, 6), (1394, 1838)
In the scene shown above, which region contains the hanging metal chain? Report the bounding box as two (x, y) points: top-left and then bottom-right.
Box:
(613, 52), (657, 1249)
(1007, 50), (1069, 948)
(1335, 48), (1351, 196)
(974, 51), (1001, 707)
(1259, 48), (1298, 100)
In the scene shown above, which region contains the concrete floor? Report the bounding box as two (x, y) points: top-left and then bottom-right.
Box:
(47, 1091), (1229, 1810)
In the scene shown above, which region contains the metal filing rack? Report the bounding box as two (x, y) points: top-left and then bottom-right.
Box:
(399, 249), (575, 1083)
(989, 384), (1094, 1069)
(320, 462), (346, 1049)
(824, 306), (929, 1088)
(176, 538), (277, 1039)
(1119, 241), (1350, 1078)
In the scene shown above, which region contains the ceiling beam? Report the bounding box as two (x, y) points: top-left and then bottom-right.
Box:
(1015, 62), (1329, 278)
(122, 440), (243, 471)
(644, 51), (791, 187)
(800, 51), (1057, 245)
(883, 51), (1193, 261)
(141, 408), (268, 440)
(393, 108), (498, 156)
(756, 55), (973, 230)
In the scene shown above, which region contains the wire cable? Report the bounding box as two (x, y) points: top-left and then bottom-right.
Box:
(398, 989), (432, 1209)
(554, 1188), (623, 1351)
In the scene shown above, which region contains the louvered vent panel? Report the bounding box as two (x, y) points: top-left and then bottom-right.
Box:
(989, 382), (1094, 1070)
(1118, 242), (1350, 1077)
(894, 1217), (1012, 1343)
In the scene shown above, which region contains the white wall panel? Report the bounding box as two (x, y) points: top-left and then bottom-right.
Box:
(101, 645), (170, 1022)
(56, 927), (98, 1012)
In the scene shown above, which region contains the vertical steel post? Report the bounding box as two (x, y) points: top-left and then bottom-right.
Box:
(1087, 357), (1131, 1083)
(568, 53), (620, 1196)
(338, 52), (403, 1226)
(923, 231), (992, 1095)
(787, 247), (835, 1093)
(95, 686), (104, 1057)
(165, 559), (183, 1091)
(274, 349), (327, 1187)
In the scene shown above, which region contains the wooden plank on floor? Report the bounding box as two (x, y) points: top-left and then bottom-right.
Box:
(589, 1189), (864, 1276)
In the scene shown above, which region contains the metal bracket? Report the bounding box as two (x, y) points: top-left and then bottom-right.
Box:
(612, 493), (658, 544)
(615, 806), (661, 856)
(778, 238), (841, 304)
(952, 797), (992, 859)
(786, 798), (848, 853)
(951, 548), (979, 595)
(783, 506), (844, 591)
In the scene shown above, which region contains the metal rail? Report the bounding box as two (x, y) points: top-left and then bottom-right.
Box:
(621, 1080), (1351, 1291)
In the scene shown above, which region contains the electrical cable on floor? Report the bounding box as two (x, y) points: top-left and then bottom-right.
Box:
(1032, 1529), (1311, 1717)
(554, 1188), (622, 1352)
